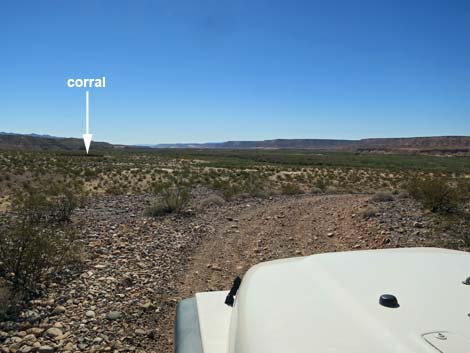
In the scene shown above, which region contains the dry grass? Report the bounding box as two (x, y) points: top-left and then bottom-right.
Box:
(371, 192), (394, 202)
(144, 185), (190, 217)
(359, 206), (379, 219)
(198, 194), (226, 209)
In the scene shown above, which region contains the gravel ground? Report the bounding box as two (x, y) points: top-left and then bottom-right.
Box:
(0, 193), (447, 352)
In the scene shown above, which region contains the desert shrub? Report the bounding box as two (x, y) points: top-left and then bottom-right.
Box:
(211, 180), (242, 201)
(0, 285), (14, 320)
(12, 182), (85, 223)
(281, 183), (304, 195)
(325, 185), (339, 194)
(457, 179), (470, 203)
(0, 184), (83, 317)
(105, 183), (124, 195)
(433, 213), (470, 248)
(310, 187), (322, 194)
(145, 185), (190, 217)
(241, 175), (268, 198)
(397, 190), (410, 199)
(222, 185), (242, 200)
(371, 192), (394, 202)
(313, 177), (330, 192)
(144, 201), (165, 217)
(359, 206), (379, 219)
(406, 177), (470, 249)
(162, 185), (190, 212)
(407, 178), (459, 213)
(49, 183), (86, 221)
(0, 223), (81, 291)
(150, 180), (172, 194)
(198, 194), (226, 209)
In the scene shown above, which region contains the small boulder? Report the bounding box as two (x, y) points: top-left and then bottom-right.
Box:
(44, 328), (62, 338)
(19, 346), (33, 353)
(106, 311), (122, 320)
(28, 328), (44, 337)
(63, 343), (74, 351)
(52, 305), (66, 315)
(138, 302), (152, 310)
(21, 334), (36, 342)
(134, 329), (146, 336)
(38, 346), (55, 353)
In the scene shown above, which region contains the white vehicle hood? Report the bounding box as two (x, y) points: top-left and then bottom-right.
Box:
(195, 291), (232, 353)
(226, 247), (470, 353)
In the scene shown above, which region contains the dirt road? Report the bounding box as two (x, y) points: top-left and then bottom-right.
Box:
(178, 194), (383, 296)
(159, 194), (390, 352)
(2, 193), (423, 353)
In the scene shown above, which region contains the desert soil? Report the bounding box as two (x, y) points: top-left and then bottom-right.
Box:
(0, 193), (433, 353)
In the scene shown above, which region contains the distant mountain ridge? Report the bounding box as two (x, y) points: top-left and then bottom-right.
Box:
(0, 132), (116, 151)
(147, 139), (356, 149)
(355, 136), (470, 153)
(1, 132), (470, 154)
(148, 136), (470, 154)
(0, 132), (59, 138)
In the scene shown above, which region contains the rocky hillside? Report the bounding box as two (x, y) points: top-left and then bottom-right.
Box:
(0, 134), (116, 151)
(356, 136), (470, 153)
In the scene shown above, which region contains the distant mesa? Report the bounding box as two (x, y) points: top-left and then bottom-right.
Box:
(0, 132), (115, 151)
(0, 132), (59, 138)
(144, 139), (355, 150)
(145, 136), (470, 155)
(1, 132), (470, 155)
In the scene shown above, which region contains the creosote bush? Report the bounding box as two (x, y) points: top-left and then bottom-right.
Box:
(313, 177), (330, 192)
(1, 223), (81, 290)
(0, 285), (15, 320)
(150, 180), (172, 194)
(406, 177), (470, 248)
(211, 180), (242, 201)
(281, 183), (304, 195)
(407, 178), (459, 213)
(12, 181), (86, 223)
(434, 213), (470, 248)
(145, 185), (190, 217)
(0, 182), (84, 319)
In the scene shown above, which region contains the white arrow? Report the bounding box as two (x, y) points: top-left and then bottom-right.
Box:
(82, 90), (92, 154)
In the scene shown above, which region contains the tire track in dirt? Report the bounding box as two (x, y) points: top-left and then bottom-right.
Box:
(179, 194), (381, 296)
(161, 194), (387, 352)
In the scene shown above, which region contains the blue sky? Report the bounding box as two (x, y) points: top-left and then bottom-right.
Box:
(2, 0), (470, 144)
